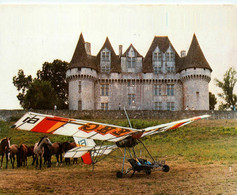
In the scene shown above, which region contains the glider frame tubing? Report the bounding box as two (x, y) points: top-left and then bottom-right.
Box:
(116, 137), (169, 178)
(90, 141), (117, 171)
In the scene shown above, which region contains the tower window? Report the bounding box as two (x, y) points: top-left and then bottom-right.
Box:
(78, 81), (81, 93)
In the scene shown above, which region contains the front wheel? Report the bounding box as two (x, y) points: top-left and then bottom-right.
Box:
(145, 169), (151, 175)
(162, 165), (170, 172)
(116, 171), (123, 178)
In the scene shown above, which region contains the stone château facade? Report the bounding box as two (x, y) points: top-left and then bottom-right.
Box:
(66, 33), (212, 111)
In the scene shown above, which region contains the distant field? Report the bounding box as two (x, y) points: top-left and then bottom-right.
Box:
(0, 118), (237, 194)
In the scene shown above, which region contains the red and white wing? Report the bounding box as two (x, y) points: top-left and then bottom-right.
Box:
(13, 112), (139, 142)
(64, 145), (117, 158)
(141, 115), (210, 137)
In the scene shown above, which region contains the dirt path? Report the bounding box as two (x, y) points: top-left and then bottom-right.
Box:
(0, 160), (236, 194)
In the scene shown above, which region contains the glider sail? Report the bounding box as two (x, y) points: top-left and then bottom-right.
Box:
(13, 112), (137, 142)
(13, 112), (210, 141)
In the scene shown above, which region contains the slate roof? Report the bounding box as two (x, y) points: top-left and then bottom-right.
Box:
(69, 33), (97, 70)
(69, 33), (211, 74)
(177, 34), (212, 72)
(143, 36), (180, 73)
(95, 37), (121, 73)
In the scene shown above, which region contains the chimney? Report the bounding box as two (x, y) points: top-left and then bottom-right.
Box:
(85, 42), (91, 55)
(180, 50), (186, 57)
(119, 45), (123, 57)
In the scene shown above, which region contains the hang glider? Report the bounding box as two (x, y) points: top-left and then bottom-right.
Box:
(12, 112), (210, 177)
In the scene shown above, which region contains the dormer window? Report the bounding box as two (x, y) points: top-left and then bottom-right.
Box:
(152, 47), (163, 74)
(127, 57), (136, 68)
(100, 48), (111, 73)
(153, 52), (162, 61)
(101, 51), (110, 62)
(165, 52), (175, 62)
(127, 48), (137, 69)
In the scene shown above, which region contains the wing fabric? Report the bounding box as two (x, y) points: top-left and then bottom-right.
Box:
(141, 115), (210, 137)
(13, 112), (139, 142)
(64, 145), (117, 158)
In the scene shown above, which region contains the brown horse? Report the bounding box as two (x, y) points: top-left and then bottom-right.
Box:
(44, 142), (63, 167)
(17, 144), (28, 167)
(0, 137), (11, 168)
(26, 145), (35, 165)
(61, 142), (78, 165)
(34, 136), (52, 169)
(9, 144), (19, 169)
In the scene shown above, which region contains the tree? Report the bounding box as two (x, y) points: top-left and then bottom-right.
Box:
(215, 67), (237, 110)
(37, 60), (69, 108)
(13, 59), (69, 109)
(23, 80), (59, 109)
(13, 69), (32, 107)
(209, 92), (217, 110)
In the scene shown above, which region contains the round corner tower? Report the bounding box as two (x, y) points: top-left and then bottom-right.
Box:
(66, 33), (98, 110)
(179, 34), (212, 110)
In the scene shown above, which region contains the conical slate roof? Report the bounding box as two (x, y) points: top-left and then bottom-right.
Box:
(69, 33), (97, 70)
(121, 44), (143, 57)
(143, 36), (180, 73)
(177, 34), (212, 72)
(95, 37), (121, 73)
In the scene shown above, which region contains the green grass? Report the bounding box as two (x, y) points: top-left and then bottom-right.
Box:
(1, 119), (237, 165)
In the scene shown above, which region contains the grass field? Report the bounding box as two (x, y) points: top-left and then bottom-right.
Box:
(0, 118), (237, 194)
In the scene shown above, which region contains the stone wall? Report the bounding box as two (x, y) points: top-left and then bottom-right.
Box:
(1, 109), (237, 122)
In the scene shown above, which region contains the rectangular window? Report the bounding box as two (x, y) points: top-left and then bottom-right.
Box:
(171, 53), (175, 61)
(127, 57), (136, 68)
(167, 66), (175, 73)
(101, 84), (109, 96)
(128, 94), (135, 105)
(154, 102), (162, 110)
(167, 102), (175, 111)
(154, 84), (162, 96)
(153, 65), (162, 74)
(101, 103), (108, 110)
(153, 52), (162, 61)
(153, 52), (158, 60)
(101, 51), (110, 62)
(78, 81), (81, 93)
(128, 80), (135, 87)
(101, 64), (110, 73)
(165, 53), (169, 61)
(167, 84), (174, 96)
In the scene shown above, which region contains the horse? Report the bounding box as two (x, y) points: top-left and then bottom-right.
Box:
(9, 144), (19, 169)
(61, 142), (78, 165)
(0, 137), (11, 168)
(34, 136), (52, 169)
(44, 142), (63, 167)
(17, 144), (28, 167)
(26, 145), (35, 165)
